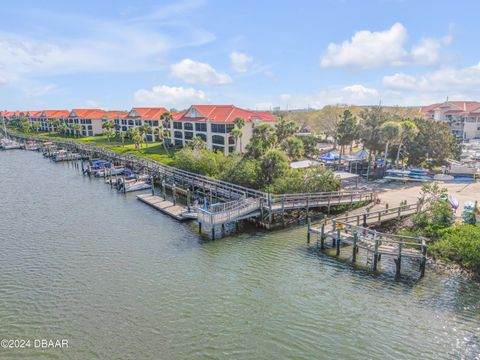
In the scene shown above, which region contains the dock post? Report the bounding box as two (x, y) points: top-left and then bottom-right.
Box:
(198, 222), (202, 234)
(395, 244), (403, 280)
(363, 212), (367, 227)
(151, 174), (155, 196)
(420, 238), (427, 277)
(187, 189), (191, 212)
(211, 226), (215, 240)
(336, 229), (341, 256)
(320, 223), (325, 250)
(281, 196), (285, 227)
(221, 223), (225, 237)
(172, 183), (176, 205)
(352, 231), (358, 262)
(307, 218), (311, 243)
(373, 239), (379, 271)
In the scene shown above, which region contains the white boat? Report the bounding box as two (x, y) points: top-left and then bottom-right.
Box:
(52, 150), (83, 162)
(0, 138), (22, 150)
(95, 167), (125, 177)
(117, 177), (151, 193)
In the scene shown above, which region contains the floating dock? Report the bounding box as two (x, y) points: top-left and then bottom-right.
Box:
(137, 194), (197, 221)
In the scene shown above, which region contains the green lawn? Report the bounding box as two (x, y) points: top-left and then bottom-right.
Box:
(33, 132), (176, 165)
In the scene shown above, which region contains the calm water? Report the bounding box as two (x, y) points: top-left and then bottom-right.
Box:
(0, 151), (479, 360)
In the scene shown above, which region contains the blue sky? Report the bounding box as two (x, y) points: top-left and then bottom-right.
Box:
(1, 0), (480, 111)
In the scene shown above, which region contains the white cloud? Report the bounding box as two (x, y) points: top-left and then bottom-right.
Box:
(0, 2), (214, 85)
(170, 58), (232, 85)
(267, 84), (380, 109)
(230, 51), (253, 73)
(320, 23), (451, 68)
(383, 62), (480, 92)
(134, 85), (206, 108)
(320, 23), (408, 68)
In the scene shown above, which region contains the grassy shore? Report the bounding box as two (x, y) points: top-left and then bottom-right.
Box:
(26, 131), (175, 165)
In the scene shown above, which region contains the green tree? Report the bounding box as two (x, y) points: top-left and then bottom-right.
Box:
(298, 135), (318, 157)
(380, 120), (401, 164)
(58, 123), (68, 135)
(72, 124), (82, 138)
(282, 136), (304, 160)
(102, 120), (115, 142)
(189, 136), (206, 151)
(49, 118), (61, 134)
(395, 120), (418, 164)
(141, 124), (152, 148)
(271, 166), (340, 194)
(259, 148), (289, 185)
(335, 110), (360, 164)
(405, 118), (455, 167)
(246, 123), (277, 158)
(233, 117), (245, 151)
(159, 112), (173, 154)
(31, 121), (40, 133)
(275, 116), (299, 144)
(119, 131), (126, 147)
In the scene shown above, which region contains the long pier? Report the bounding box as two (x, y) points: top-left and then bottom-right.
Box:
(5, 130), (377, 237)
(307, 203), (427, 278)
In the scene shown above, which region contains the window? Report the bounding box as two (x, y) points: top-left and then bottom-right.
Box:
(174, 131), (183, 139)
(152, 121), (159, 127)
(212, 135), (224, 144)
(173, 122), (182, 129)
(86, 119), (92, 124)
(228, 136), (235, 145)
(128, 120), (134, 125)
(174, 139), (183, 146)
(212, 145), (224, 152)
(196, 133), (207, 142)
(184, 122), (193, 131)
(226, 124), (234, 133)
(211, 123), (226, 133)
(195, 123), (207, 132)
(135, 120), (142, 126)
(229, 146), (235, 153)
(184, 131), (194, 140)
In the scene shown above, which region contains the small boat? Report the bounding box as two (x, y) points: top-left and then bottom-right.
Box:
(1, 138), (22, 150)
(433, 174), (454, 181)
(95, 167), (125, 177)
(116, 177), (151, 193)
(52, 150), (83, 162)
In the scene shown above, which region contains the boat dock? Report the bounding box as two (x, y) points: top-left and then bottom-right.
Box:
(137, 194), (197, 221)
(307, 203), (427, 278)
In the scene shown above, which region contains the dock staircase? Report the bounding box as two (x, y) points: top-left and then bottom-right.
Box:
(196, 198), (261, 227)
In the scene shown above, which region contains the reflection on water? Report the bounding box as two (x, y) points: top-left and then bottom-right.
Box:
(0, 151), (479, 360)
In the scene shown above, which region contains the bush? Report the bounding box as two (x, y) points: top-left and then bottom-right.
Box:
(220, 156), (260, 188)
(270, 166), (340, 194)
(173, 148), (227, 177)
(430, 225), (480, 271)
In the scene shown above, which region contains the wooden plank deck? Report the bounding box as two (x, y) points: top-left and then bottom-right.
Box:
(137, 194), (197, 221)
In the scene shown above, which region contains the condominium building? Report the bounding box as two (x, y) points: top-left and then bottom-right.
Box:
(167, 105), (276, 155)
(66, 109), (127, 137)
(29, 110), (69, 132)
(420, 101), (480, 142)
(119, 107), (168, 141)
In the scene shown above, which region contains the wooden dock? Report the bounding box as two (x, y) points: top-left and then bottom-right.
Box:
(308, 203), (427, 279)
(137, 194), (197, 221)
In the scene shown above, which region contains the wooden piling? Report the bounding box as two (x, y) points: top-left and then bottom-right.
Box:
(352, 231), (358, 262)
(320, 223), (325, 250)
(336, 229), (341, 256)
(373, 239), (379, 271)
(395, 244), (403, 280)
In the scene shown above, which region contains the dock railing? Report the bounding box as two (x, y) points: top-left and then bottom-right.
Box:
(197, 198), (261, 226)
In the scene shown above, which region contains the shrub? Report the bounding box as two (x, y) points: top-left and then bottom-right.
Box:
(430, 225), (480, 271)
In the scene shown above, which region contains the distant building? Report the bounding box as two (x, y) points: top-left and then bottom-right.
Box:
(120, 107), (168, 141)
(167, 105), (276, 155)
(420, 101), (480, 142)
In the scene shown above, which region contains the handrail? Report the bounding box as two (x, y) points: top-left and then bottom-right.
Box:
(5, 129), (375, 204)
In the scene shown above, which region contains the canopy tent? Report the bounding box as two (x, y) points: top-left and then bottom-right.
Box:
(352, 149), (369, 160)
(318, 151), (339, 161)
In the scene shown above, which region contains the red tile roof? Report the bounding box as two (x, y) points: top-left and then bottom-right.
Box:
(28, 111), (43, 117)
(420, 101), (480, 115)
(127, 107), (169, 120)
(104, 111), (127, 120)
(70, 109), (107, 119)
(179, 105), (275, 123)
(43, 110), (70, 118)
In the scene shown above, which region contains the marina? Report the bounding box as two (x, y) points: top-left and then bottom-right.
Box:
(0, 149), (479, 359)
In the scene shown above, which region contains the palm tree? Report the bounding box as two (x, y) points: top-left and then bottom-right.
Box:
(119, 132), (126, 147)
(31, 121), (40, 133)
(159, 111), (173, 154)
(58, 123), (68, 135)
(395, 120), (419, 166)
(189, 136), (206, 150)
(233, 117), (245, 151)
(380, 121), (401, 165)
(102, 120), (115, 142)
(141, 124), (152, 148)
(231, 128), (243, 152)
(50, 118), (61, 134)
(72, 124), (82, 138)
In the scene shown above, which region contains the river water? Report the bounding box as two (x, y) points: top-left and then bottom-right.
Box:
(0, 150), (479, 360)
